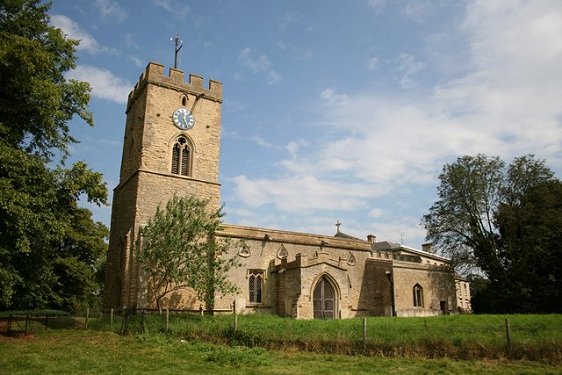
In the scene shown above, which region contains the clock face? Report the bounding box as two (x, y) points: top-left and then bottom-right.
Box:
(172, 108), (195, 130)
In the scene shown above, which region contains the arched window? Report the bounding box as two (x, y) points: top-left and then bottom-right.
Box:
(413, 283), (424, 307)
(171, 136), (190, 176)
(248, 270), (264, 304)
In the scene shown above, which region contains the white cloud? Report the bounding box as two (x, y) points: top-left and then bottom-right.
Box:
(395, 53), (426, 88)
(368, 208), (384, 218)
(152, 0), (189, 18)
(231, 175), (374, 213)
(369, 216), (425, 245)
(65, 65), (131, 104)
(51, 15), (116, 55)
(128, 55), (144, 68)
(124, 33), (138, 49)
(367, 0), (386, 13)
(152, 0), (172, 12)
(238, 48), (281, 85)
(279, 12), (302, 31)
(400, 1), (431, 20)
(286, 139), (308, 159)
(230, 0), (562, 241)
(250, 135), (279, 149)
(94, 0), (127, 22)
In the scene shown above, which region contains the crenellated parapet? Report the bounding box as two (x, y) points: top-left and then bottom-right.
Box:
(126, 62), (223, 112)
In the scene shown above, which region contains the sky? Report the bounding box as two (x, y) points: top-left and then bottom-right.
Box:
(50, 0), (562, 250)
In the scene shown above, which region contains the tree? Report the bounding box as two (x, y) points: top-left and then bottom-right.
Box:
(0, 0), (108, 311)
(138, 196), (240, 310)
(495, 180), (562, 312)
(0, 0), (92, 160)
(422, 154), (559, 312)
(0, 143), (108, 310)
(422, 154), (505, 274)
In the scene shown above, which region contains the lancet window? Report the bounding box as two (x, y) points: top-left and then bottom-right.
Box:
(248, 270), (264, 304)
(171, 136), (191, 176)
(413, 283), (424, 307)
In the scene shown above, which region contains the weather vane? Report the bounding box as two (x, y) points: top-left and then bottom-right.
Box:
(170, 33), (183, 69)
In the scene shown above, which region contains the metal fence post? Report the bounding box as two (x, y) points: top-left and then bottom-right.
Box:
(363, 317), (367, 350)
(505, 318), (512, 354)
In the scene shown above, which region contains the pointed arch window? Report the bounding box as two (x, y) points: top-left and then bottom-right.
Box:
(413, 283), (424, 307)
(171, 136), (191, 176)
(248, 270), (264, 304)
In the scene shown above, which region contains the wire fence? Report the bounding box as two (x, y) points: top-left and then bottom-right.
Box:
(0, 308), (208, 336)
(1, 309), (560, 361)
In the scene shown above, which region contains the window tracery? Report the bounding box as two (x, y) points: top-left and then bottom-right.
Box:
(248, 270), (264, 303)
(171, 136), (191, 176)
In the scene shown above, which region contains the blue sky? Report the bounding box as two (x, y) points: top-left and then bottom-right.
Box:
(50, 0), (562, 249)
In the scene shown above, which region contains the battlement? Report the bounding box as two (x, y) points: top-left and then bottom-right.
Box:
(127, 62), (223, 109)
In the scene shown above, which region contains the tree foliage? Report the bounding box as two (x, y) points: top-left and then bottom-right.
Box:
(0, 0), (92, 160)
(138, 196), (240, 310)
(0, 0), (108, 311)
(0, 142), (108, 311)
(494, 180), (562, 312)
(423, 154), (560, 312)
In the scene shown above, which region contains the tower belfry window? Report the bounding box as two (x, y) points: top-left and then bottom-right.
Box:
(171, 136), (191, 176)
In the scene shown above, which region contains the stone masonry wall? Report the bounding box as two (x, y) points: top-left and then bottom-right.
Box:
(392, 261), (456, 316)
(104, 62), (223, 309)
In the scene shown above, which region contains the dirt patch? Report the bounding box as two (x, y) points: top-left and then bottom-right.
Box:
(0, 332), (36, 342)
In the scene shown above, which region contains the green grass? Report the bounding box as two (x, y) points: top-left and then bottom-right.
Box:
(4, 312), (561, 362)
(1, 330), (561, 374)
(86, 312), (562, 361)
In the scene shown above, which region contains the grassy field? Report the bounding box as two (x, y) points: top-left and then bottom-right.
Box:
(1, 330), (561, 375)
(82, 313), (562, 362)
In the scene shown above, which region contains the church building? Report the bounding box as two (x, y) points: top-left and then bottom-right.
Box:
(104, 62), (469, 318)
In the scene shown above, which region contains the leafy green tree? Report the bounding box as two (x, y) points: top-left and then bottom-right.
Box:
(138, 196), (240, 310)
(422, 154), (559, 312)
(0, 0), (108, 311)
(0, 0), (92, 160)
(0, 143), (107, 310)
(495, 180), (562, 312)
(422, 154), (505, 273)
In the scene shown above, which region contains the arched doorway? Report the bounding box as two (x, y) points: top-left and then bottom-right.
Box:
(313, 277), (336, 319)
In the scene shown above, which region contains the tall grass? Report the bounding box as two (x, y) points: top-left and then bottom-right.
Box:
(87, 312), (562, 362)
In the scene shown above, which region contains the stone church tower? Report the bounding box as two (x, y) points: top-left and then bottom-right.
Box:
(104, 62), (223, 309)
